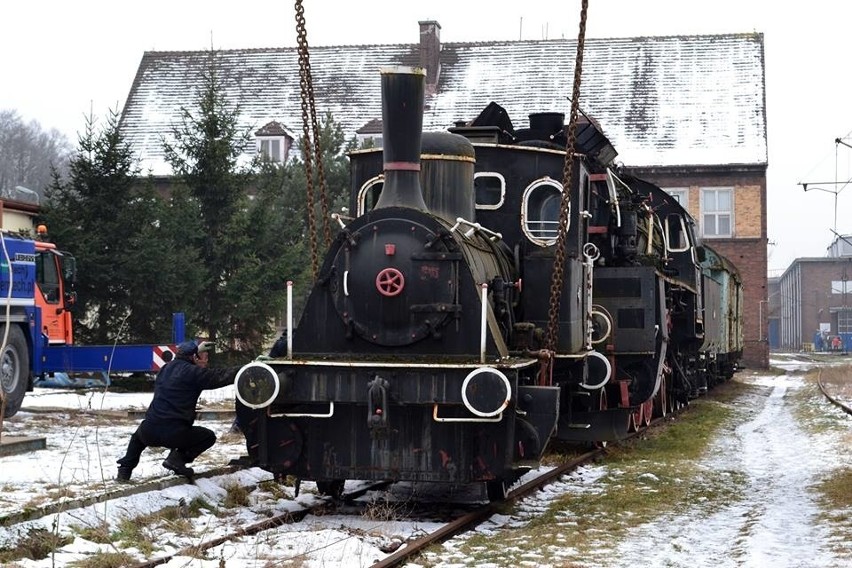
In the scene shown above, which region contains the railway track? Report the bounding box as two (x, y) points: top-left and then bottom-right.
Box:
(816, 368), (852, 415)
(118, 451), (603, 568)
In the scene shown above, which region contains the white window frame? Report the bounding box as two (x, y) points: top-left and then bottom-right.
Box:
(474, 172), (506, 210)
(664, 187), (688, 207)
(257, 136), (288, 162)
(831, 280), (852, 294)
(356, 133), (382, 148)
(521, 177), (566, 247)
(701, 187), (733, 238)
(664, 213), (691, 253)
(357, 175), (385, 216)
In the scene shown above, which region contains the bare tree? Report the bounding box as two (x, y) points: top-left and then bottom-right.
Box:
(0, 109), (72, 200)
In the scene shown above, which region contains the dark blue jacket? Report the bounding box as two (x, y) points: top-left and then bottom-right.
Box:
(145, 356), (239, 427)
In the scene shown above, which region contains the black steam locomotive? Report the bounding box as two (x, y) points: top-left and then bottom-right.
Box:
(234, 66), (743, 500)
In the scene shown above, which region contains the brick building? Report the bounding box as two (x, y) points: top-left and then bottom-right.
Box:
(118, 21), (769, 367)
(776, 235), (852, 351)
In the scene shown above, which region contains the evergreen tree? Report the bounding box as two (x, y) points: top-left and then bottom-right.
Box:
(41, 111), (188, 344)
(162, 50), (275, 355)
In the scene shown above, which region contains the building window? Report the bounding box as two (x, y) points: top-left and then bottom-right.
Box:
(664, 188), (688, 206)
(255, 121), (292, 163)
(474, 172), (505, 209)
(356, 133), (382, 148)
(838, 310), (852, 333)
(830, 280), (852, 294)
(522, 177), (565, 246)
(259, 138), (284, 162)
(701, 188), (732, 237)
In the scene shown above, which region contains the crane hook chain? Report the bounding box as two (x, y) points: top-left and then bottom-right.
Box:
(295, 0), (332, 278)
(544, 0), (589, 353)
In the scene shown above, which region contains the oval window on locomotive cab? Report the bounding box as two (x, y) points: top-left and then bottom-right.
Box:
(522, 177), (568, 246)
(357, 175), (384, 216)
(474, 172), (506, 209)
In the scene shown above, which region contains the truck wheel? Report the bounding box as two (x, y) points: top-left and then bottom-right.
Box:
(1, 325), (29, 418)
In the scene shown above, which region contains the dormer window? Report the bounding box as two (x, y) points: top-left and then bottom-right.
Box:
(255, 121), (293, 163)
(356, 118), (383, 148)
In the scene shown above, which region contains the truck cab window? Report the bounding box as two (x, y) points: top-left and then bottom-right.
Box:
(36, 251), (60, 304)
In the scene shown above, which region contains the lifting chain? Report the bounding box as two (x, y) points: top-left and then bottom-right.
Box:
(544, 0), (589, 353)
(294, 0), (332, 278)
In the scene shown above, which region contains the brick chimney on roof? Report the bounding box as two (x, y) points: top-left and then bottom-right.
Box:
(419, 20), (441, 95)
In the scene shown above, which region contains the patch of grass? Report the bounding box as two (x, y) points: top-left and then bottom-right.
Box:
(223, 482), (252, 508)
(788, 370), (850, 434)
(258, 479), (290, 500)
(361, 498), (409, 521)
(112, 517), (156, 556)
(67, 551), (137, 568)
(813, 467), (852, 558)
(813, 467), (852, 515)
(112, 497), (211, 554)
(72, 521), (112, 544)
(417, 390), (752, 567)
(0, 528), (73, 564)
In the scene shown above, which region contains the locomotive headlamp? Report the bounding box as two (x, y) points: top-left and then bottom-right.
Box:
(461, 367), (511, 418)
(234, 362), (281, 409)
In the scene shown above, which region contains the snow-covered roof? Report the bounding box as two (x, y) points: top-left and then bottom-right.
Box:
(119, 32), (767, 176)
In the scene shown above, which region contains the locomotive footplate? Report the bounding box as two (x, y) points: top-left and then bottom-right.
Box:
(234, 358), (560, 484)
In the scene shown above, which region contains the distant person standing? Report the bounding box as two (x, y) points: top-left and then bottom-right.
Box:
(116, 340), (239, 481)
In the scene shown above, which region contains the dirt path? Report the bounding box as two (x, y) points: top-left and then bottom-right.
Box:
(613, 374), (845, 567)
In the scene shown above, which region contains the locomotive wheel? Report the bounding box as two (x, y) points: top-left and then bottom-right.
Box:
(0, 325), (29, 418)
(486, 479), (511, 502)
(316, 479), (345, 499)
(642, 399), (653, 427)
(653, 376), (668, 418)
(629, 403), (643, 432)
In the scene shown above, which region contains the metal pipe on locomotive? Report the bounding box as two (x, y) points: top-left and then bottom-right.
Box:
(233, 66), (743, 499)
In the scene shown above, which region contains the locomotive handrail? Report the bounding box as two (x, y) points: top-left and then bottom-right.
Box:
(269, 401), (334, 418)
(266, 359), (539, 368)
(331, 212), (349, 229)
(432, 403), (504, 423)
(286, 280), (293, 358)
(450, 217), (502, 242)
(605, 168), (624, 228)
(480, 283), (488, 363)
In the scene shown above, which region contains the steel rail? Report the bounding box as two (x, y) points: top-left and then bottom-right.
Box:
(816, 368), (852, 416)
(128, 481), (393, 568)
(369, 448), (601, 568)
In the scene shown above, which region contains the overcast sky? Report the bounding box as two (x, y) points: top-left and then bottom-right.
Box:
(3, 0), (851, 273)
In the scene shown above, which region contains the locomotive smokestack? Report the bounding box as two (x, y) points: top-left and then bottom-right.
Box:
(374, 66), (428, 211)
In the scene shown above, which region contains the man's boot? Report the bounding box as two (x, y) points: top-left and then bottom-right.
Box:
(162, 450), (194, 478)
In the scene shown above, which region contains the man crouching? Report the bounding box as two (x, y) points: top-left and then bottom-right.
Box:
(116, 340), (239, 481)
